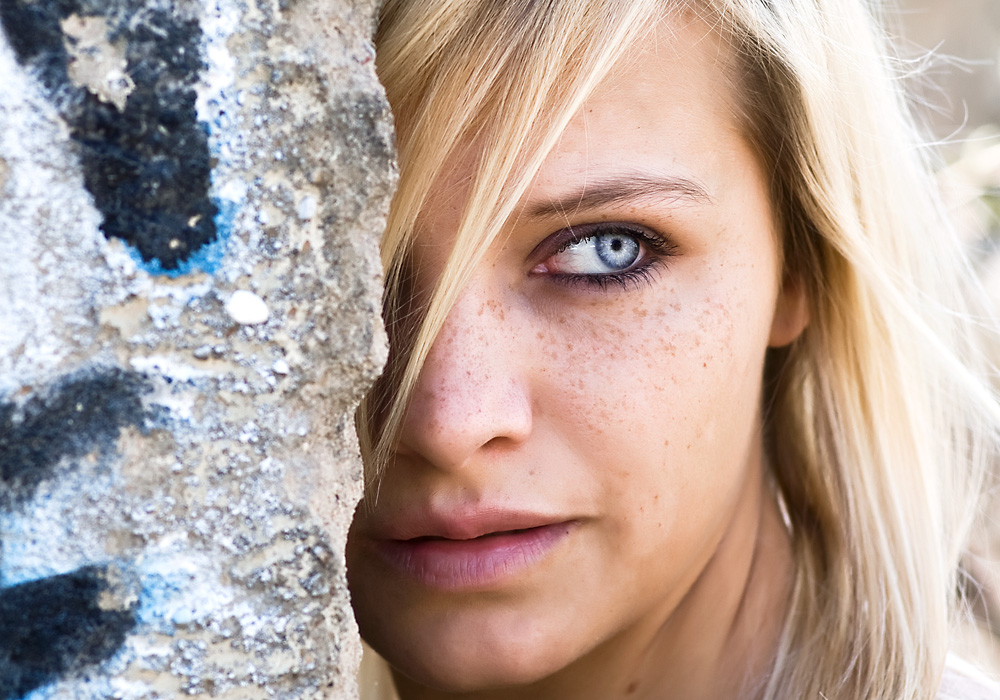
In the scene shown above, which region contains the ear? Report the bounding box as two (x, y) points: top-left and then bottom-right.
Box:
(768, 274), (809, 348)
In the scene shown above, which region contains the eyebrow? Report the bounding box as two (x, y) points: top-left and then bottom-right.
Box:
(525, 174), (713, 219)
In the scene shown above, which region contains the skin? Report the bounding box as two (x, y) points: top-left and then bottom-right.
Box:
(348, 15), (809, 700)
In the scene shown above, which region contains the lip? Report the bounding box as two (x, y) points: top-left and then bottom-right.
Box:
(366, 509), (578, 590)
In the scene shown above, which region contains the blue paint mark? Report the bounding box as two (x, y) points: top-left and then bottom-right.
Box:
(126, 195), (236, 278)
(0, 369), (152, 695)
(133, 550), (232, 632)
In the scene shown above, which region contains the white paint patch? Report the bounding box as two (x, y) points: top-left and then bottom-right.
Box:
(140, 277), (215, 330)
(136, 546), (235, 629)
(0, 35), (107, 394)
(61, 14), (135, 111)
(195, 0), (250, 284)
(218, 177), (247, 204)
(150, 277), (215, 304)
(226, 289), (269, 325)
(0, 460), (117, 587)
(196, 0), (239, 126)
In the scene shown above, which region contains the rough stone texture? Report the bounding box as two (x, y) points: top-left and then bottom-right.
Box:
(0, 0), (394, 697)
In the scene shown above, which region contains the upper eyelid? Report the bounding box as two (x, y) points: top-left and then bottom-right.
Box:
(528, 221), (673, 265)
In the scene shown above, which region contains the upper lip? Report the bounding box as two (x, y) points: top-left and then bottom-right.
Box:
(372, 505), (573, 542)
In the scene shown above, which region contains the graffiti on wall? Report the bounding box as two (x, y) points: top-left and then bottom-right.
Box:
(0, 0), (217, 272)
(0, 1), (207, 696)
(0, 0), (393, 694)
(0, 371), (150, 699)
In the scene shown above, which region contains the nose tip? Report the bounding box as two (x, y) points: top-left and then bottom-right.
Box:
(396, 292), (533, 472)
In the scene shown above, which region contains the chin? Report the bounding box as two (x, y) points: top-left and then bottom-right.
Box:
(391, 655), (555, 695)
(365, 618), (571, 694)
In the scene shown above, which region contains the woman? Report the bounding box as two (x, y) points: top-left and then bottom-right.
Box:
(347, 1), (1000, 698)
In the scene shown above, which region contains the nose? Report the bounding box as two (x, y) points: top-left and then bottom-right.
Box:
(396, 278), (533, 472)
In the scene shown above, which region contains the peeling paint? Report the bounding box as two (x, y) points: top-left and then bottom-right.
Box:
(60, 14), (134, 111)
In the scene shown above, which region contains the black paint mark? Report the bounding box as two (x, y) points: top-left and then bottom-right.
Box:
(0, 368), (149, 507)
(0, 0), (217, 270)
(0, 564), (139, 700)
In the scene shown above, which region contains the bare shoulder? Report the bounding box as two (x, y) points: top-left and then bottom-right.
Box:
(938, 657), (1000, 700)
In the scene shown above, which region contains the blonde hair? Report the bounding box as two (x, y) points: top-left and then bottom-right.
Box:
(358, 1), (1000, 698)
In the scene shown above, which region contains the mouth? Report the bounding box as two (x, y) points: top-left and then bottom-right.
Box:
(406, 526), (546, 543)
(371, 522), (577, 591)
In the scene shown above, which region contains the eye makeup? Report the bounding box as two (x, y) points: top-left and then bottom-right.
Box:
(529, 221), (678, 292)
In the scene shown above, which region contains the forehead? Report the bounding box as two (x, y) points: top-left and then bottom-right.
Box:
(531, 16), (745, 204)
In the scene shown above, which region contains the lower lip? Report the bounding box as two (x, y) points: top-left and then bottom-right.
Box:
(373, 523), (575, 590)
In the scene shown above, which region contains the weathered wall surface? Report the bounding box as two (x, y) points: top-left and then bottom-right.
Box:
(0, 0), (394, 697)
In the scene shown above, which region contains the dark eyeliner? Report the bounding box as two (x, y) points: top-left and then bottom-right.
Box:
(535, 221), (677, 292)
(557, 261), (666, 292)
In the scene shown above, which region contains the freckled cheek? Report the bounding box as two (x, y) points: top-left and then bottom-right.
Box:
(538, 298), (763, 485)
(544, 304), (743, 409)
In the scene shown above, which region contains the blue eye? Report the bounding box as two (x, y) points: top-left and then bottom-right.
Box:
(542, 229), (645, 275)
(531, 222), (676, 292)
(592, 233), (641, 270)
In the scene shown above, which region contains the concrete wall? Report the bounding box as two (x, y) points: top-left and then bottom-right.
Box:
(0, 0), (394, 697)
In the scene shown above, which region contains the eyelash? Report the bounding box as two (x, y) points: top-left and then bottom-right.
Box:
(545, 223), (677, 292)
(558, 263), (664, 292)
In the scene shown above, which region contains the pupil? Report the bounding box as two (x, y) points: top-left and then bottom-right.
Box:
(594, 233), (640, 270)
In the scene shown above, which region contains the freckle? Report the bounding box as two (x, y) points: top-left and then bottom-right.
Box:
(663, 440), (669, 447)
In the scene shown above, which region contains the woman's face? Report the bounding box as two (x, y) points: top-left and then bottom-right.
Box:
(348, 16), (804, 697)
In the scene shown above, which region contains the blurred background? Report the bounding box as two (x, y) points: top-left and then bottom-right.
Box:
(896, 0), (1000, 673)
(897, 1), (1000, 147)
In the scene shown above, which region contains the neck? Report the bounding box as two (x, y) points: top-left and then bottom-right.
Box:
(392, 453), (794, 700)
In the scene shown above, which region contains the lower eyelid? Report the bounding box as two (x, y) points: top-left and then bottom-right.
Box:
(551, 257), (666, 293)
